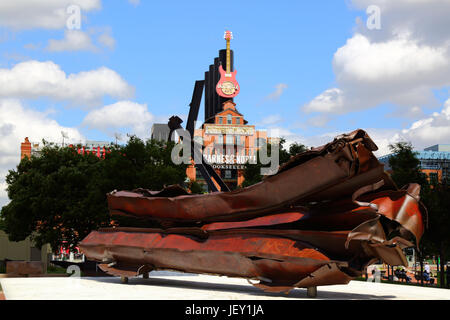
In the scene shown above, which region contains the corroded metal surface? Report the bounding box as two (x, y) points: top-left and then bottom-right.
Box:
(106, 130), (383, 223)
(79, 129), (427, 293)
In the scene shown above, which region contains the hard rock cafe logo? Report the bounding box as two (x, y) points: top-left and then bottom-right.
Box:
(217, 81), (239, 96)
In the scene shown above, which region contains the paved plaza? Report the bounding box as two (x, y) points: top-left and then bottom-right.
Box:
(1, 271), (450, 300)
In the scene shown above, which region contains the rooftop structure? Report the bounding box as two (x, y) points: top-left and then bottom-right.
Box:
(424, 144), (450, 152)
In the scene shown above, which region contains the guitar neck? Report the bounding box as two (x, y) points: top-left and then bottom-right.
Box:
(226, 39), (231, 74)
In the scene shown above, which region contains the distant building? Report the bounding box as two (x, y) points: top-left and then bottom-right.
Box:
(186, 100), (272, 190)
(150, 101), (278, 191)
(0, 230), (52, 272)
(424, 144), (450, 152)
(20, 138), (111, 160)
(378, 144), (450, 183)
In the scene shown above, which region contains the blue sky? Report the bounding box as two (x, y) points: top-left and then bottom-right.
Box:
(1, 1), (370, 140)
(1, 0), (450, 205)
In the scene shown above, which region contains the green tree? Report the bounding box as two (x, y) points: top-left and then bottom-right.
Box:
(421, 181), (450, 288)
(0, 215), (5, 231)
(0, 137), (188, 251)
(388, 142), (429, 189)
(288, 142), (308, 157)
(386, 142), (450, 286)
(188, 180), (205, 194)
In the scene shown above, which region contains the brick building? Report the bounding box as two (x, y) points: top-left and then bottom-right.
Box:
(20, 138), (111, 160)
(185, 100), (270, 190)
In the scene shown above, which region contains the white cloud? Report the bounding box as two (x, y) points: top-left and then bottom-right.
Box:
(307, 114), (331, 128)
(258, 114), (283, 126)
(97, 31), (115, 50)
(0, 99), (85, 207)
(82, 101), (156, 138)
(262, 127), (308, 149)
(128, 0), (140, 6)
(303, 88), (345, 114)
(350, 0), (450, 46)
(0, 0), (101, 30)
(23, 43), (40, 50)
(47, 30), (97, 52)
(266, 83), (288, 101)
(334, 35), (448, 86)
(303, 1), (450, 123)
(387, 105), (425, 120)
(304, 34), (450, 115)
(2, 2), (117, 54)
(305, 99), (450, 158)
(396, 98), (450, 150)
(45, 29), (116, 52)
(0, 60), (134, 105)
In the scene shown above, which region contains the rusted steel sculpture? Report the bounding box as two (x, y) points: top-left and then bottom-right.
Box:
(79, 129), (427, 294)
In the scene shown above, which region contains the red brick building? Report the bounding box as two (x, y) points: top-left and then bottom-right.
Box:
(20, 138), (111, 160)
(187, 100), (270, 190)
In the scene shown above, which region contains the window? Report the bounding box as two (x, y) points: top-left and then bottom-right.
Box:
(429, 172), (438, 183)
(218, 117), (223, 124)
(227, 114), (232, 124)
(196, 168), (204, 179)
(237, 136), (244, 146)
(221, 169), (237, 179)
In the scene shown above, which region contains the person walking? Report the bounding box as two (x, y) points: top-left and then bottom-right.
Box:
(423, 262), (431, 284)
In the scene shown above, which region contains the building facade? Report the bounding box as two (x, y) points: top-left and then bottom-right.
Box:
(378, 144), (450, 183)
(21, 137), (112, 160)
(0, 230), (52, 272)
(186, 100), (270, 190)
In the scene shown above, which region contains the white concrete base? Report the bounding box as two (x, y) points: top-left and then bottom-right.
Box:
(1, 271), (450, 300)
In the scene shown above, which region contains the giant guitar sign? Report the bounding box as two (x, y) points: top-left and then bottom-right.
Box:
(216, 30), (240, 98)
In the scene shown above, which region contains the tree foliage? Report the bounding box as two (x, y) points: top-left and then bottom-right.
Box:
(421, 180), (450, 287)
(0, 137), (188, 251)
(388, 142), (429, 190)
(422, 182), (450, 251)
(388, 141), (450, 287)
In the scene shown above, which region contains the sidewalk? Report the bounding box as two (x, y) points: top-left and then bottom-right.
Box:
(1, 271), (450, 300)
